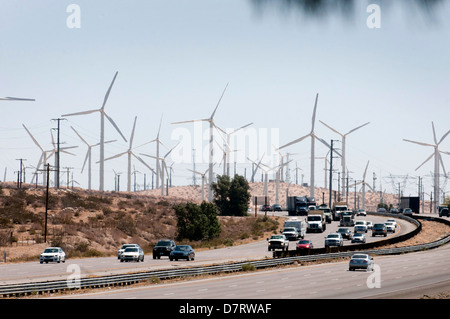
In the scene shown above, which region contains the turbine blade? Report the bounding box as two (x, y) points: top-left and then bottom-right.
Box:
(62, 109), (99, 117)
(432, 122), (438, 145)
(71, 126), (89, 146)
(81, 151), (89, 173)
(22, 124), (44, 152)
(104, 111), (128, 142)
(311, 93), (319, 133)
(403, 139), (435, 148)
(415, 152), (434, 171)
(129, 116), (137, 149)
(346, 122), (370, 136)
(103, 151), (127, 162)
(438, 129), (450, 145)
(102, 71), (118, 110)
(319, 120), (343, 137)
(278, 134), (310, 150)
(210, 82), (229, 119)
(132, 153), (156, 174)
(0, 97), (35, 101)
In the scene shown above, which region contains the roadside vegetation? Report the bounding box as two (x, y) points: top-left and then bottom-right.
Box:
(0, 179), (280, 262)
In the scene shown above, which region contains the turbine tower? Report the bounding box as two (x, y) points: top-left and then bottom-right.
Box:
(71, 126), (116, 190)
(319, 120), (370, 197)
(148, 114), (166, 190)
(278, 93), (336, 199)
(61, 71), (127, 191)
(187, 167), (210, 201)
(172, 83), (229, 201)
(403, 122), (450, 213)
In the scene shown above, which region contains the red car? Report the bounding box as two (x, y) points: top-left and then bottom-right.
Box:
(296, 239), (314, 250)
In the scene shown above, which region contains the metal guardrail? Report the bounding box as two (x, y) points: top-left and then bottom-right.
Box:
(0, 214), (449, 297)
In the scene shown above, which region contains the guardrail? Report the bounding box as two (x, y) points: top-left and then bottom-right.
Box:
(0, 214), (448, 298)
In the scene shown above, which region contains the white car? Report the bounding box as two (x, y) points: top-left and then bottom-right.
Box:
(354, 224), (368, 233)
(40, 247), (66, 264)
(120, 247), (145, 262)
(118, 244), (140, 259)
(366, 221), (373, 229)
(385, 222), (396, 232)
(356, 209), (367, 216)
(267, 235), (289, 251)
(386, 219), (397, 228)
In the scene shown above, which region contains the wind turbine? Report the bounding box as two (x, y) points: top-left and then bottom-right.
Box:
(172, 83), (229, 201)
(61, 71), (127, 191)
(22, 124), (53, 184)
(354, 161), (373, 210)
(403, 122), (450, 213)
(216, 122), (253, 177)
(319, 120), (370, 197)
(187, 167), (211, 201)
(148, 114), (167, 190)
(102, 116), (155, 192)
(278, 93), (337, 199)
(71, 126), (116, 190)
(140, 142), (180, 196)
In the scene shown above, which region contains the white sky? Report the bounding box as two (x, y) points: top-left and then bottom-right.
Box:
(1, 0), (449, 199)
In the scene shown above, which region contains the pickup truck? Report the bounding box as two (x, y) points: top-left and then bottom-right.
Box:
(267, 235), (289, 251)
(307, 211), (326, 233)
(324, 233), (343, 248)
(282, 227), (300, 241)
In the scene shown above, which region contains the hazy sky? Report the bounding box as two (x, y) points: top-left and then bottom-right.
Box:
(1, 0), (449, 199)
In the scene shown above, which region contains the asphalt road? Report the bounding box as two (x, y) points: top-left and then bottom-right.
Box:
(54, 242), (450, 299)
(0, 213), (412, 285)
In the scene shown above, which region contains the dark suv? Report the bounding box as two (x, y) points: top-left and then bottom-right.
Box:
(153, 239), (176, 259)
(439, 207), (449, 217)
(372, 223), (387, 237)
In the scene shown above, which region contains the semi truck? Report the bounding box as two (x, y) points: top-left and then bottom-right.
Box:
(332, 202), (349, 221)
(286, 196), (316, 216)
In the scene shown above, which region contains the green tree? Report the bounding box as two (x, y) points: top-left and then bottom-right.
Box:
(174, 202), (221, 241)
(212, 174), (251, 216)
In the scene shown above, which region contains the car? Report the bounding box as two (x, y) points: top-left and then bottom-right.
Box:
(267, 234), (289, 251)
(351, 233), (366, 243)
(296, 239), (314, 250)
(153, 239), (176, 259)
(282, 227), (300, 241)
(439, 207), (450, 217)
(169, 245), (195, 261)
(40, 247), (66, 264)
(354, 224), (368, 234)
(376, 207), (386, 213)
(386, 219), (397, 228)
(356, 209), (366, 216)
(118, 244), (140, 259)
(325, 233), (343, 248)
(349, 254), (374, 271)
(372, 223), (387, 237)
(120, 246), (144, 262)
(337, 228), (352, 240)
(390, 208), (399, 214)
(271, 204), (282, 212)
(385, 221), (396, 232)
(260, 205), (271, 211)
(403, 208), (413, 216)
(366, 221), (373, 229)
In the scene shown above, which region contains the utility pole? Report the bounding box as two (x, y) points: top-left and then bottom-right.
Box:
(328, 140), (337, 208)
(51, 118), (66, 189)
(16, 158), (26, 189)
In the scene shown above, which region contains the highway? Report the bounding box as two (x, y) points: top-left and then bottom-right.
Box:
(0, 214), (412, 285)
(52, 243), (450, 299)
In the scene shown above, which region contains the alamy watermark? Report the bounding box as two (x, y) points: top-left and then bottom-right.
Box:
(66, 4), (81, 29)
